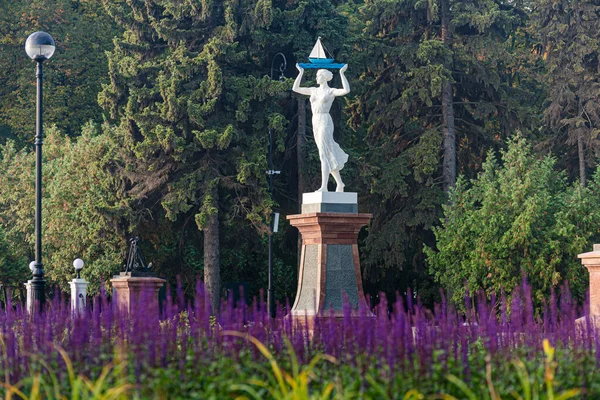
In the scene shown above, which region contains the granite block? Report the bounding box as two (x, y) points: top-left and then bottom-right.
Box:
(301, 203), (358, 214)
(324, 245), (359, 310)
(295, 245), (319, 311)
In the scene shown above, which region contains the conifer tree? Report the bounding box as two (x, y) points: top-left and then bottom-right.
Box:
(534, 0), (600, 186)
(426, 135), (597, 308)
(99, 0), (301, 311)
(0, 0), (118, 141)
(347, 0), (535, 301)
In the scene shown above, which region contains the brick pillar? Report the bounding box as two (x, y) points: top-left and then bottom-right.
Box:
(110, 275), (165, 315)
(579, 244), (600, 316)
(288, 211), (372, 318)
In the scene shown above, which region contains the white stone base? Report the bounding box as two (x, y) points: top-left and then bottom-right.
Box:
(70, 278), (88, 314)
(301, 192), (358, 214)
(302, 192), (357, 204)
(24, 280), (32, 314)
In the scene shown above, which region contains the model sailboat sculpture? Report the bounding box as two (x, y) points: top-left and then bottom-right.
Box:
(299, 37), (346, 69)
(308, 37), (334, 64)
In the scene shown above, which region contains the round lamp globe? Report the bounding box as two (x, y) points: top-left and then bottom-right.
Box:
(25, 31), (55, 60)
(73, 258), (84, 271)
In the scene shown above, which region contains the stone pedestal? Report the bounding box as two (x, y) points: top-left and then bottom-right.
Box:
(110, 275), (166, 315)
(288, 192), (372, 320)
(579, 244), (600, 316)
(24, 280), (33, 314)
(70, 278), (88, 315)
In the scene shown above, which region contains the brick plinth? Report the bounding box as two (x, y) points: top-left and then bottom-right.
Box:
(110, 276), (165, 315)
(287, 212), (372, 318)
(579, 244), (600, 316)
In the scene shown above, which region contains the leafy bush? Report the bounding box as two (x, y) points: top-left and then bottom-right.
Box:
(426, 135), (600, 308)
(0, 123), (129, 295)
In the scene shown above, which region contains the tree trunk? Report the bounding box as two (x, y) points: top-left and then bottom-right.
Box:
(577, 98), (586, 187)
(204, 193), (220, 314)
(441, 0), (456, 193)
(577, 129), (586, 187)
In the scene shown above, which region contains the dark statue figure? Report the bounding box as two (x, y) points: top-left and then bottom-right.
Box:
(122, 237), (153, 277)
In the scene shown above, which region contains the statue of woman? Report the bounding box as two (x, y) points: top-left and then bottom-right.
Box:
(292, 64), (350, 192)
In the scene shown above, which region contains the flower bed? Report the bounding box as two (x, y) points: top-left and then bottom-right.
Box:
(0, 282), (596, 398)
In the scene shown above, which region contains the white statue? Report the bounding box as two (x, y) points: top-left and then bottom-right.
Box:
(292, 64), (350, 192)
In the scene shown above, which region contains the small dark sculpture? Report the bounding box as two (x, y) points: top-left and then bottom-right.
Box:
(122, 237), (153, 277)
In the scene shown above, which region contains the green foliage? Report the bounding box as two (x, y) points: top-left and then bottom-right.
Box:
(99, 0), (283, 229)
(0, 225), (27, 288)
(0, 0), (596, 308)
(442, 340), (581, 400)
(42, 123), (130, 293)
(344, 0), (538, 304)
(0, 141), (35, 285)
(2, 345), (131, 400)
(0, 123), (130, 295)
(534, 0), (600, 184)
(426, 135), (599, 307)
(224, 331), (338, 400)
(0, 0), (119, 141)
(96, 0), (352, 302)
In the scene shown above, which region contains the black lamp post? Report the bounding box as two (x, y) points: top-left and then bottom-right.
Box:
(267, 53), (287, 318)
(25, 31), (55, 312)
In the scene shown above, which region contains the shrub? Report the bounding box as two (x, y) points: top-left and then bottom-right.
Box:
(426, 134), (600, 308)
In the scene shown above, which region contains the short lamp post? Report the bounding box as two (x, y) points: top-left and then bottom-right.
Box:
(70, 258), (87, 314)
(25, 31), (55, 312)
(267, 53), (287, 318)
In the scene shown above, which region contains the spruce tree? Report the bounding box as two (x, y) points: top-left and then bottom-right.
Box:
(0, 0), (118, 141)
(347, 0), (535, 302)
(534, 0), (600, 186)
(99, 0), (302, 311)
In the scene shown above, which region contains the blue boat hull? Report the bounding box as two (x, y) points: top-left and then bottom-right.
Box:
(298, 62), (347, 69)
(309, 58), (335, 64)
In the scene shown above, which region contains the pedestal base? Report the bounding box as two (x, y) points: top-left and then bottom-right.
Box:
(24, 280), (32, 314)
(578, 244), (600, 315)
(575, 315), (600, 331)
(69, 278), (88, 314)
(110, 276), (165, 315)
(288, 209), (372, 318)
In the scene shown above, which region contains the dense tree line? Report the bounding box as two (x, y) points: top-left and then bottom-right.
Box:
(0, 0), (599, 309)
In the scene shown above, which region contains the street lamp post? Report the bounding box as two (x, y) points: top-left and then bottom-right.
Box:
(25, 31), (55, 312)
(267, 53), (287, 318)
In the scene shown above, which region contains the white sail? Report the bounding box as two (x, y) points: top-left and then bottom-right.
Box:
(309, 37), (326, 59)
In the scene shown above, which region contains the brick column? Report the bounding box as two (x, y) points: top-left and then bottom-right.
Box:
(579, 244), (600, 316)
(288, 212), (372, 318)
(110, 275), (165, 315)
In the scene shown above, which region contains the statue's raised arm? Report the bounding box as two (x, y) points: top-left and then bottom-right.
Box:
(292, 64), (313, 96)
(331, 64), (350, 97)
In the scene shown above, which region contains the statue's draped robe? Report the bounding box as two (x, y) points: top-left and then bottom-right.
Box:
(310, 87), (348, 172)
